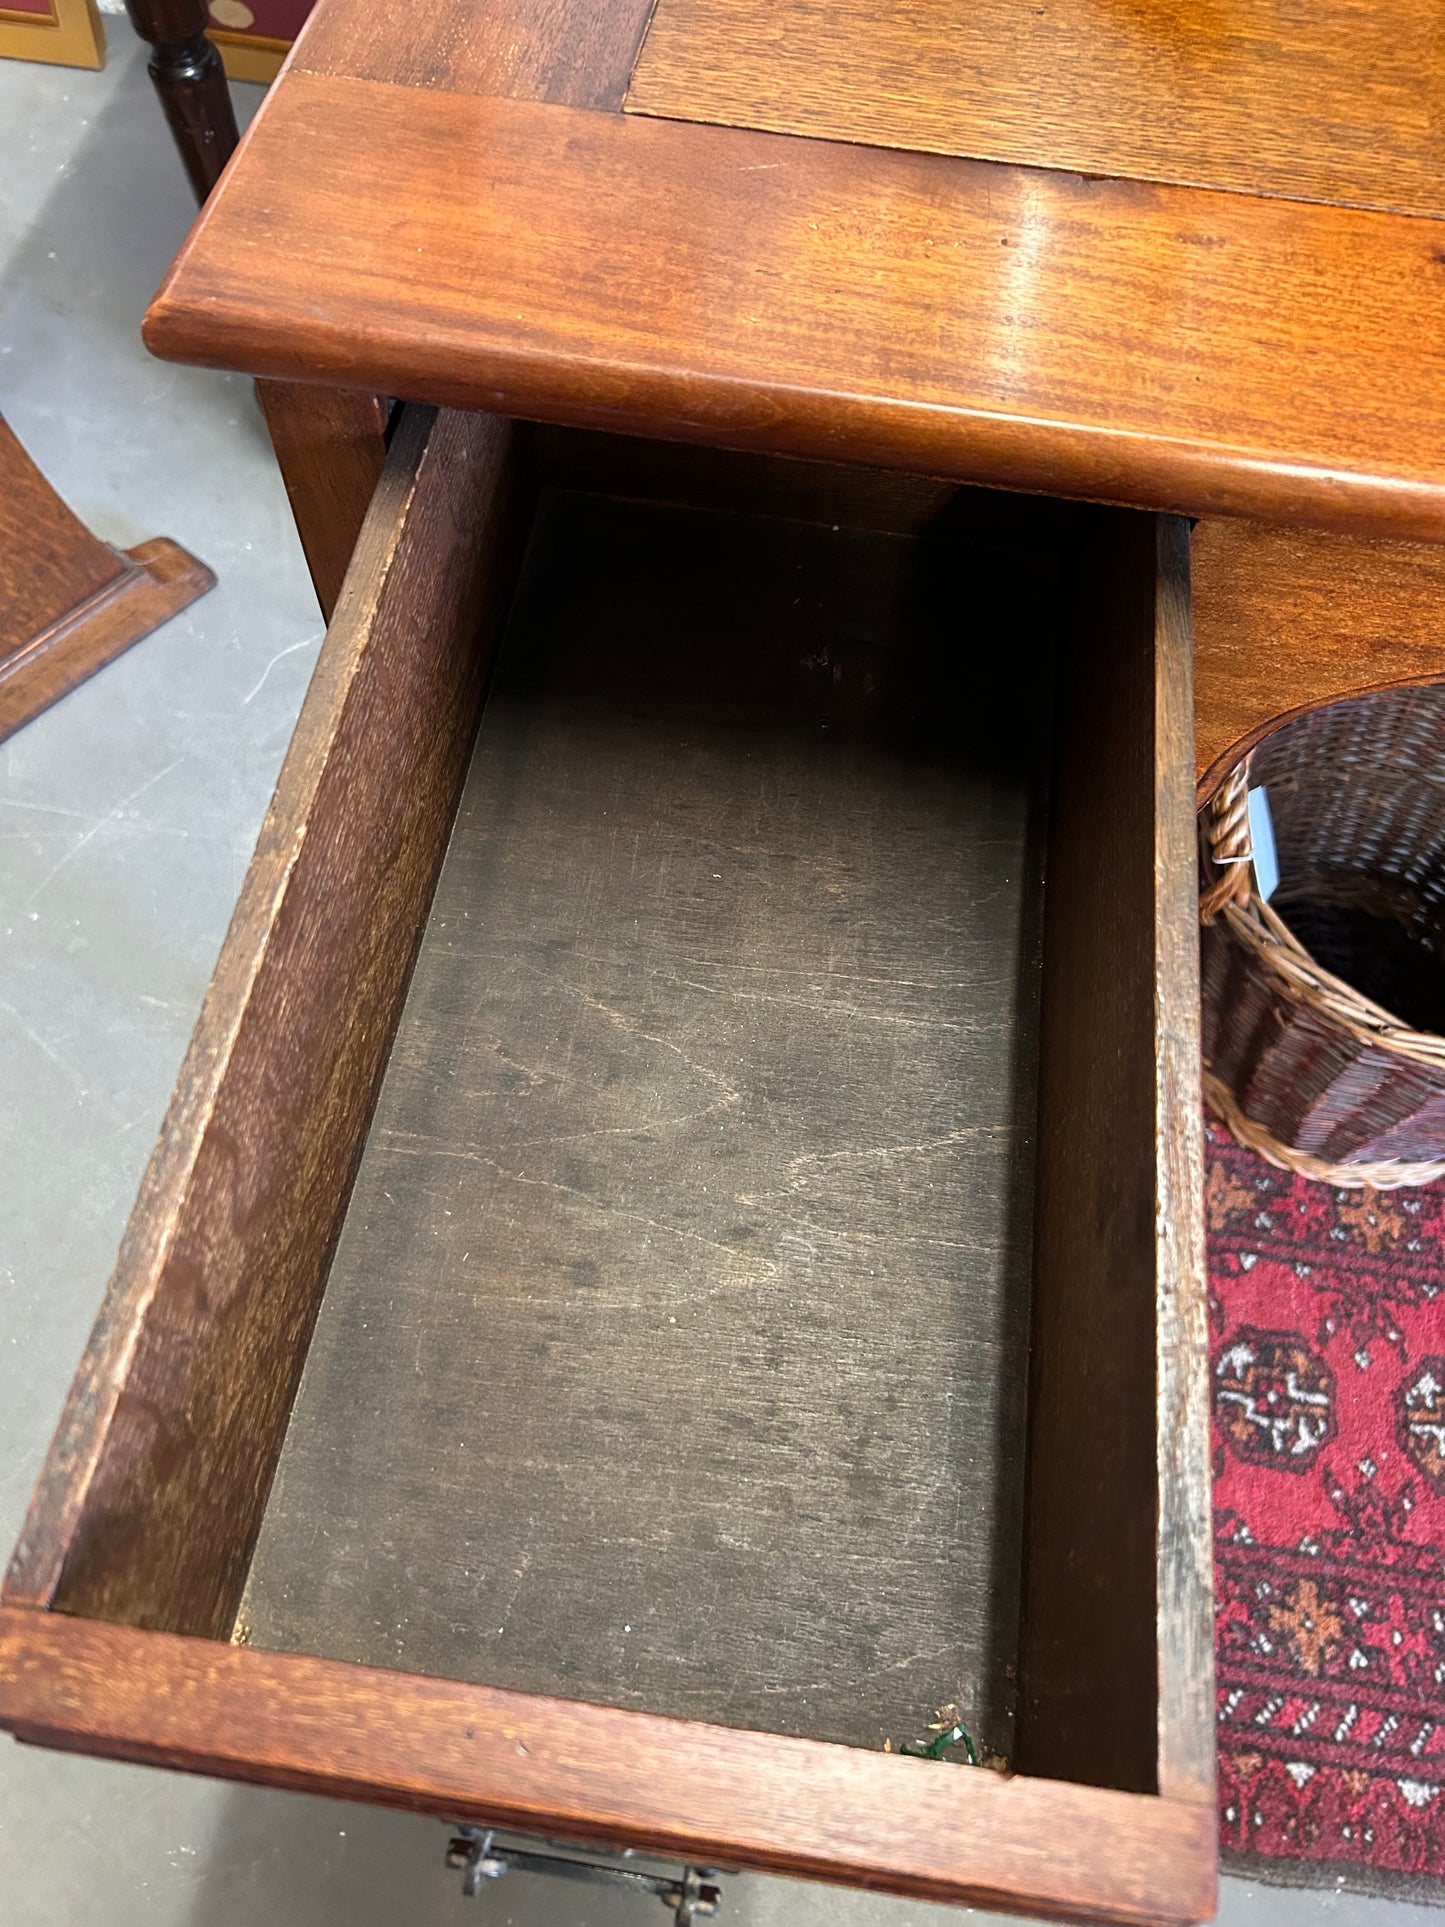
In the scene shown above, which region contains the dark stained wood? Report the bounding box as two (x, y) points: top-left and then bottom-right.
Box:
(627, 0), (1445, 220)
(242, 488), (1053, 1760)
(293, 0), (658, 111)
(530, 425), (962, 535)
(1193, 519), (1445, 803)
(255, 383), (391, 622)
(1017, 514), (1212, 1806)
(124, 0), (241, 204)
(144, 80), (1445, 543)
(0, 413), (214, 744)
(0, 1608), (1218, 1924)
(4, 407), (524, 1638)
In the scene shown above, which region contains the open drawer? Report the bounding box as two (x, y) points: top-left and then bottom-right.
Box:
(0, 407), (1213, 1925)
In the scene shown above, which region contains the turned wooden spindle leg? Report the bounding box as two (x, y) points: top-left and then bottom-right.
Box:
(124, 0), (240, 203)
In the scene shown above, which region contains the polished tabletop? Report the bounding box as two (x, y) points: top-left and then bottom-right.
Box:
(146, 0), (1445, 540)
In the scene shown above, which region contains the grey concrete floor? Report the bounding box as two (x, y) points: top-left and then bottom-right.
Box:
(0, 27), (1438, 1927)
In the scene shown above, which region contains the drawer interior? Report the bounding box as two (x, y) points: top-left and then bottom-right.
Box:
(6, 414), (1210, 1894)
(239, 480), (1051, 1761)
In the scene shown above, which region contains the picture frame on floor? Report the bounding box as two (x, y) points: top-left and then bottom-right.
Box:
(0, 0), (103, 69)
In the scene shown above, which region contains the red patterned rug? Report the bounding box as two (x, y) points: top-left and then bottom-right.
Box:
(1209, 1118), (1445, 1901)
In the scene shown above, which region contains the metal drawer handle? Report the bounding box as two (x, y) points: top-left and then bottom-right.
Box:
(446, 1827), (722, 1923)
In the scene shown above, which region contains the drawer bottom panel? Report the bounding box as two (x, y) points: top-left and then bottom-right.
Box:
(241, 485), (1049, 1762)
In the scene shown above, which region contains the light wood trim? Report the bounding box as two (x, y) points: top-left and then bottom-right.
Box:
(1151, 518), (1213, 1803)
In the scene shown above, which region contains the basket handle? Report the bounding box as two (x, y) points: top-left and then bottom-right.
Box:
(1200, 759), (1253, 923)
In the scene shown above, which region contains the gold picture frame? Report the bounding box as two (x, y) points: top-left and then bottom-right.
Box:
(208, 28), (289, 85)
(0, 0), (104, 70)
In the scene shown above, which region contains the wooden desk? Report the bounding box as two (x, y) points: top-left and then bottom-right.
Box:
(7, 5), (1445, 1923)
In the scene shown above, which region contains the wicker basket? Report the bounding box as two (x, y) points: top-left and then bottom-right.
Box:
(1200, 685), (1445, 1188)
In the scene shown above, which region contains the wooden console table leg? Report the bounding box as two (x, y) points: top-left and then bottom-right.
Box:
(125, 0), (388, 620)
(255, 383), (391, 621)
(0, 413), (215, 743)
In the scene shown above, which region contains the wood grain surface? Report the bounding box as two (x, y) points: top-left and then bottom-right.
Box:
(292, 0), (657, 111)
(0, 411), (215, 741)
(0, 453), (1219, 1917)
(1150, 520), (1215, 1809)
(0, 411), (127, 650)
(1193, 519), (1445, 801)
(0, 538), (214, 745)
(254, 382), (390, 621)
(144, 79), (1445, 542)
(628, 0), (1445, 220)
(0, 1608), (1218, 1922)
(1017, 514), (1211, 1805)
(243, 486), (1054, 1760)
(5, 407), (523, 1636)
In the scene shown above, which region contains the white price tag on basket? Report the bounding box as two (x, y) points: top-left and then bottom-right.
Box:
(1248, 784), (1279, 902)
